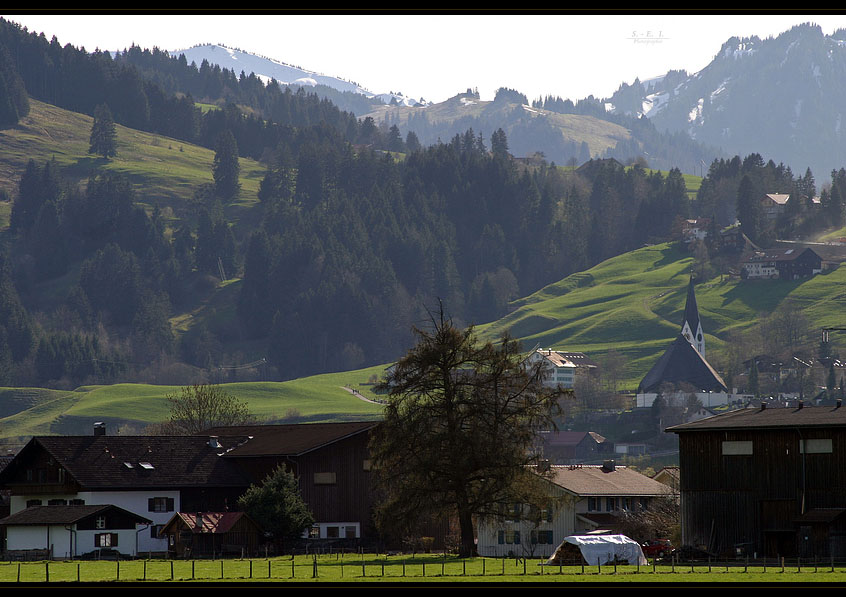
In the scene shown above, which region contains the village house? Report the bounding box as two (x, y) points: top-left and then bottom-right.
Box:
(0, 430), (251, 557)
(681, 218), (711, 245)
(667, 402), (846, 559)
(742, 247), (823, 280)
(202, 421), (379, 543)
(538, 430), (610, 464)
(528, 349), (598, 389)
(761, 193), (791, 220)
(0, 504), (151, 559)
(475, 461), (672, 558)
(0, 420), (381, 558)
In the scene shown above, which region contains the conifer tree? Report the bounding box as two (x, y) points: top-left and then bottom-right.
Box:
(212, 130), (240, 201)
(88, 103), (117, 159)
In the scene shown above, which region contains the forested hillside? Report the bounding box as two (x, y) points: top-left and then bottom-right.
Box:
(0, 18), (708, 388)
(1, 17), (845, 392)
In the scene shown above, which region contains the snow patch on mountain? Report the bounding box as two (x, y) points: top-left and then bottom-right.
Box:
(642, 92), (669, 117)
(168, 43), (427, 106)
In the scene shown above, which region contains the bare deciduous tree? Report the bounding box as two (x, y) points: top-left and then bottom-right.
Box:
(153, 383), (254, 435)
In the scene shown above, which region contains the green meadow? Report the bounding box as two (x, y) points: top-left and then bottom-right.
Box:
(1, 554), (844, 584)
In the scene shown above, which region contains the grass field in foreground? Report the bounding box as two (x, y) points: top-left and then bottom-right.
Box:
(1, 554), (845, 583)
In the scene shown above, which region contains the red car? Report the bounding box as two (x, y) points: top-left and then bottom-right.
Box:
(641, 539), (673, 558)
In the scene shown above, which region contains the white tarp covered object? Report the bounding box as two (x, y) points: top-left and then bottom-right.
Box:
(552, 534), (648, 566)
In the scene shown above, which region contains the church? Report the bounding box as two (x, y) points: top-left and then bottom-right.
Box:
(635, 278), (732, 408)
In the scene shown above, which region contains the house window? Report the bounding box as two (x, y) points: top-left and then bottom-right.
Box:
(531, 530), (554, 545)
(326, 526), (340, 538)
(150, 525), (164, 539)
(70, 499), (85, 506)
(722, 441), (753, 455)
(800, 439), (832, 454)
(148, 497), (174, 512)
(47, 499), (67, 506)
(587, 497), (600, 512)
(95, 533), (118, 548)
(308, 526), (320, 539)
(505, 530), (521, 545)
(96, 516), (106, 529)
(606, 497), (618, 512)
(313, 472), (337, 485)
(345, 526), (357, 539)
(26, 499), (42, 508)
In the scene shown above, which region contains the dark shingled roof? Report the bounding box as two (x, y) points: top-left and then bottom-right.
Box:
(202, 421), (379, 457)
(0, 504), (151, 526)
(667, 403), (846, 432)
(0, 436), (252, 490)
(638, 335), (727, 394)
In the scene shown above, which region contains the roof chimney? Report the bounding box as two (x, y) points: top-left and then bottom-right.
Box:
(94, 422), (106, 436)
(797, 400), (804, 410)
(208, 436), (221, 449)
(602, 459), (616, 472)
(837, 398), (842, 409)
(537, 459), (551, 473)
(761, 402), (767, 411)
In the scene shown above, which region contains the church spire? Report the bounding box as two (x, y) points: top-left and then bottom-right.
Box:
(681, 277), (705, 356)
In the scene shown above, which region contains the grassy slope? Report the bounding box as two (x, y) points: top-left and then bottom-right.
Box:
(0, 99), (265, 228)
(478, 242), (846, 388)
(0, 369), (386, 446)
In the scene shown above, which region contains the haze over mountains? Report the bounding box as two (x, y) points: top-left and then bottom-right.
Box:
(174, 23), (846, 178)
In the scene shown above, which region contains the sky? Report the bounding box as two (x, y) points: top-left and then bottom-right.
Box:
(5, 13), (846, 104)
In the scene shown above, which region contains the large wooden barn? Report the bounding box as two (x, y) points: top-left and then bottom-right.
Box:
(667, 402), (846, 559)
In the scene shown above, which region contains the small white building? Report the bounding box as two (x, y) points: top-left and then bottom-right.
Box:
(0, 504), (151, 558)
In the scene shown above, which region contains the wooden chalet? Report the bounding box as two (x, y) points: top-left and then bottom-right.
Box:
(159, 511), (264, 558)
(667, 402), (846, 559)
(742, 247), (822, 280)
(205, 421), (379, 543)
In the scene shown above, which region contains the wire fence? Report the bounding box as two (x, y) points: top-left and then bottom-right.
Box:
(3, 554), (846, 582)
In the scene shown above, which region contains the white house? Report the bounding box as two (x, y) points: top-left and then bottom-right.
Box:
(0, 430), (253, 558)
(476, 462), (672, 558)
(0, 504), (151, 558)
(527, 349), (597, 389)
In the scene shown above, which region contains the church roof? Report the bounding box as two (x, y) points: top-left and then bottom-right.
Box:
(638, 334), (727, 395)
(682, 278), (700, 334)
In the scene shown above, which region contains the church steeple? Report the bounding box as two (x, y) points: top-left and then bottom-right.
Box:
(680, 277), (705, 356)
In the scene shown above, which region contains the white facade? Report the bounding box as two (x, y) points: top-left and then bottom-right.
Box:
(9, 489), (178, 554)
(743, 259), (778, 279)
(4, 524), (145, 559)
(476, 466), (670, 558)
(527, 350), (584, 389)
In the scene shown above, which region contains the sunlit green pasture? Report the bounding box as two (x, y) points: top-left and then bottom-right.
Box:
(1, 554), (845, 583)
